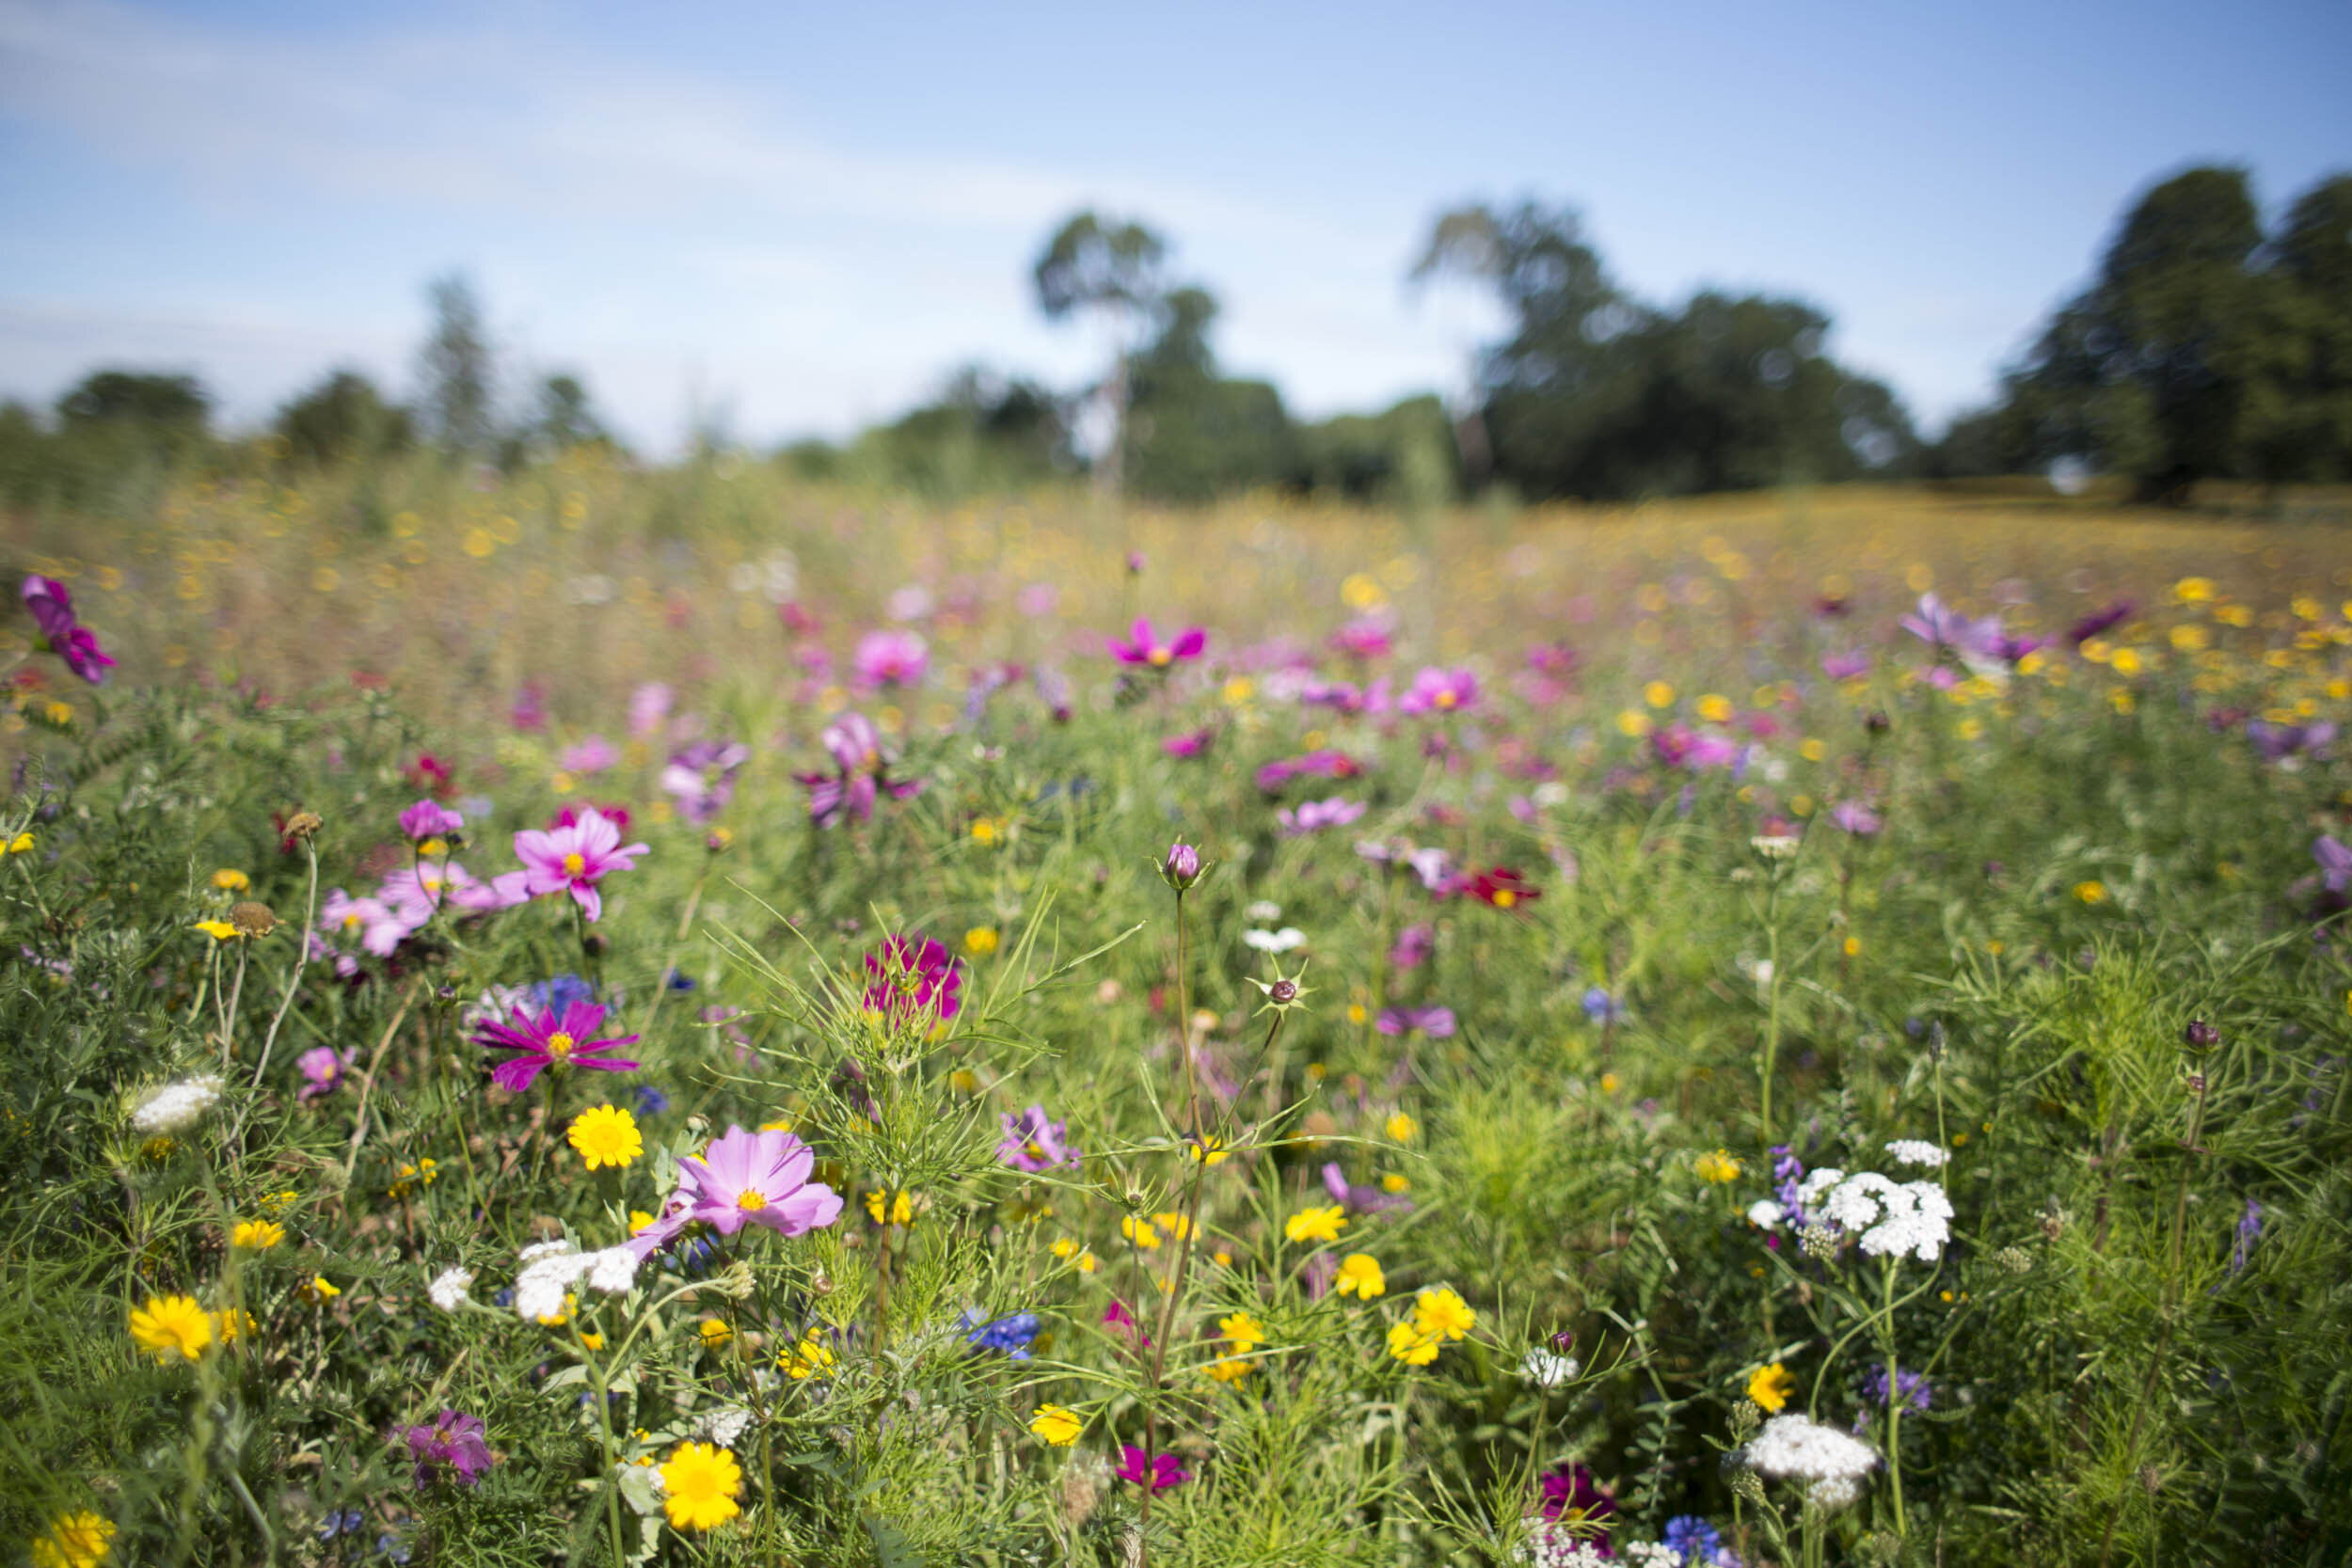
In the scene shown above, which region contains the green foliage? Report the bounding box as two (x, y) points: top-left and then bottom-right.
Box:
(276, 370), (417, 469)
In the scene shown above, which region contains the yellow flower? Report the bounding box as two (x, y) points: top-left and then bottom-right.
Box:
(1599, 1072), (1621, 1095)
(566, 1105), (642, 1171)
(963, 925), (999, 957)
(658, 1441), (743, 1531)
(1120, 1214), (1162, 1249)
(1616, 709), (1654, 737)
(1151, 1211), (1192, 1242)
(1643, 680), (1677, 710)
(2173, 576), (2215, 604)
(1386, 1320), (1440, 1366)
(1696, 693), (1733, 723)
(210, 868), (251, 893)
(785, 1334), (834, 1381)
(2073, 880), (2107, 905)
(230, 1219), (285, 1250)
(1379, 1173), (1410, 1194)
(1283, 1204), (1347, 1244)
(1747, 1361), (1796, 1413)
(628, 1210), (656, 1234)
(298, 1275), (340, 1305)
(387, 1158), (438, 1198)
(192, 920), (239, 942)
(698, 1318), (733, 1349)
(28, 1511), (115, 1568)
(1220, 1311), (1267, 1353)
(129, 1294), (212, 1361)
(1411, 1288), (1475, 1342)
(4, 832), (33, 854)
(1205, 1354), (1256, 1383)
(1028, 1404), (1083, 1446)
(1695, 1149), (1742, 1184)
(211, 1307), (255, 1346)
(1333, 1254), (1386, 1299)
(1184, 1132), (1231, 1165)
(1385, 1111), (1418, 1142)
(1050, 1236), (1100, 1273)
(865, 1189), (915, 1226)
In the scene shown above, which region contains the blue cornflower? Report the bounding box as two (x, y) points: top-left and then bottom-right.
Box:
(961, 1309), (1041, 1360)
(376, 1532), (412, 1565)
(528, 974), (598, 1013)
(663, 969), (697, 992)
(1581, 985), (1624, 1024)
(2231, 1197), (2262, 1272)
(316, 1509), (365, 1541)
(632, 1085), (672, 1117)
(1663, 1516), (1722, 1564)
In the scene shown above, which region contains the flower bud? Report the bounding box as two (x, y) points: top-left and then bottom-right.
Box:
(2183, 1018), (2219, 1050)
(1159, 840), (1202, 892)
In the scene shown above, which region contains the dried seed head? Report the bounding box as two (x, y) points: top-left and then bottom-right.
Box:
(229, 901), (278, 938)
(1994, 1245), (2033, 1275)
(282, 810), (324, 842)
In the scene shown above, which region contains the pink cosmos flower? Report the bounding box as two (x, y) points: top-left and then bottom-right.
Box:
(1399, 666), (1477, 715)
(21, 575), (117, 684)
(295, 1046), (352, 1101)
(852, 629), (930, 690)
(1830, 800), (1883, 835)
(398, 800), (463, 842)
(1256, 749), (1365, 793)
(447, 869), (532, 912)
(796, 713), (923, 827)
(997, 1104), (1079, 1172)
(1323, 1160), (1413, 1214)
(1116, 1445), (1190, 1493)
(1277, 796), (1368, 836)
(1329, 618), (1394, 660)
(472, 1000), (640, 1093)
(630, 1126), (843, 1259)
(660, 739), (749, 825)
(559, 735), (619, 774)
(514, 806), (646, 923)
(628, 682), (673, 737)
(1162, 728), (1215, 758)
(1106, 617), (1206, 668)
(1376, 1005), (1456, 1038)
(401, 1409), (492, 1489)
(322, 887), (417, 958)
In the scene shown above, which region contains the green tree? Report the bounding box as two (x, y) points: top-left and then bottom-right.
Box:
(1032, 212), (1169, 493)
(274, 370), (414, 467)
(532, 372), (610, 453)
(416, 273), (496, 452)
(56, 370), (211, 435)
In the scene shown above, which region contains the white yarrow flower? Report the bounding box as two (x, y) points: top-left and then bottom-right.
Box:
(585, 1245), (642, 1295)
(1246, 899), (1282, 921)
(514, 1245), (594, 1322)
(1885, 1139), (1948, 1168)
(131, 1074), (224, 1134)
(1750, 834), (1801, 861)
(1243, 927), (1306, 953)
(1520, 1349), (1580, 1387)
(1744, 1413), (1880, 1489)
(1747, 1198), (1785, 1229)
(427, 1266), (474, 1312)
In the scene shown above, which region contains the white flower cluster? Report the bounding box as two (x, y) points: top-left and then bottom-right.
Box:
(427, 1266), (474, 1312)
(1794, 1168), (1953, 1261)
(512, 1240), (642, 1321)
(1750, 834), (1802, 861)
(1513, 1523), (1613, 1568)
(1884, 1139), (1948, 1168)
(1243, 927), (1306, 954)
(693, 1404), (753, 1447)
(1746, 1198), (1785, 1229)
(1743, 1413), (1878, 1512)
(1520, 1350), (1581, 1387)
(1618, 1545), (1681, 1568)
(131, 1074), (224, 1134)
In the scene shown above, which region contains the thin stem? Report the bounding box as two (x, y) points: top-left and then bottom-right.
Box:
(1883, 1256), (1907, 1538)
(1174, 888), (1196, 1136)
(1759, 882), (1784, 1142)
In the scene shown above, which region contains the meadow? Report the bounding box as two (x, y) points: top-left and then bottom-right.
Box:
(3, 458), (2349, 1566)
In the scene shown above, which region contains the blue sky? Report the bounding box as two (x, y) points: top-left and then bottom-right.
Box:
(2, 0), (2345, 452)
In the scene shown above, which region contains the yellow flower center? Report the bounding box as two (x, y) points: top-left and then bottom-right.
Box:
(1435, 689), (1455, 708)
(1148, 647), (1172, 666)
(1492, 888), (1517, 908)
(738, 1189), (767, 1212)
(547, 1032), (575, 1058)
(563, 851), (586, 876)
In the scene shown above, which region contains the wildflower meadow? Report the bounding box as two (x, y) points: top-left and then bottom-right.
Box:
(4, 465), (2349, 1565)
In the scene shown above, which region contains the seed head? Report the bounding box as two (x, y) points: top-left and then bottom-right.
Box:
(1799, 1223), (1839, 1261)
(229, 901), (278, 938)
(282, 809), (324, 842)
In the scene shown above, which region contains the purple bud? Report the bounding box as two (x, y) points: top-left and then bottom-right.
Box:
(1269, 978), (1298, 1005)
(1161, 840), (1201, 891)
(2184, 1019), (2219, 1050)
(1126, 551), (1148, 576)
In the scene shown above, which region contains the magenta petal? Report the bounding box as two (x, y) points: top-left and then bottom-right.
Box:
(491, 1055), (546, 1093)
(1171, 627), (1205, 658)
(572, 882), (603, 923)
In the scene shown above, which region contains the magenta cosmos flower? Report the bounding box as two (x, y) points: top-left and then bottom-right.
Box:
(862, 935), (962, 1027)
(852, 628), (930, 689)
(21, 576), (118, 684)
(1277, 796), (1367, 836)
(401, 1409), (492, 1489)
(513, 806), (646, 923)
(399, 800), (463, 842)
(630, 1126), (843, 1259)
(1399, 665), (1478, 715)
(1106, 617), (1205, 668)
(473, 1000), (640, 1092)
(797, 712), (923, 827)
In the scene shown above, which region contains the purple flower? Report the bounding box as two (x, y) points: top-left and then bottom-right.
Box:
(2231, 1197), (2263, 1273)
(629, 1125), (843, 1258)
(1820, 651), (1871, 680)
(1399, 665), (1477, 715)
(1256, 749), (1364, 793)
(2316, 835), (2352, 895)
(559, 735), (618, 774)
(1276, 796), (1368, 836)
(1322, 1161), (1411, 1214)
(1107, 617), (1205, 668)
(1116, 1445), (1191, 1493)
(1162, 840), (1202, 890)
(398, 800), (463, 843)
(961, 1309), (1041, 1359)
(1329, 618), (1393, 660)
(400, 1409), (491, 1488)
(796, 712), (924, 827)
(628, 682), (673, 737)
(21, 575), (118, 684)
(1829, 800), (1883, 836)
(1390, 923), (1434, 972)
(1375, 1006), (1455, 1038)
(321, 888), (415, 958)
(862, 935), (962, 1027)
(1581, 986), (1623, 1025)
(1861, 1362), (1932, 1413)
(660, 739), (749, 825)
(2251, 720), (2337, 763)
(1899, 593), (1990, 653)
(1162, 729), (1214, 758)
(997, 1104), (1079, 1172)
(295, 1046), (352, 1101)
(513, 807), (647, 923)
(853, 628), (930, 689)
(472, 1001), (641, 1093)
(1538, 1462), (1615, 1528)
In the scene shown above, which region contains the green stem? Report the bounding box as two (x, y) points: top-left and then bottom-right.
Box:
(1882, 1256), (1906, 1537)
(1759, 885), (1783, 1142)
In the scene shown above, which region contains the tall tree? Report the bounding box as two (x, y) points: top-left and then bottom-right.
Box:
(1032, 212), (1169, 493)
(274, 369), (412, 467)
(533, 372), (608, 451)
(416, 273), (496, 453)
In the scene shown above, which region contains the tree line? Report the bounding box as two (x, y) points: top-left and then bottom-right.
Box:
(7, 161), (2346, 511)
